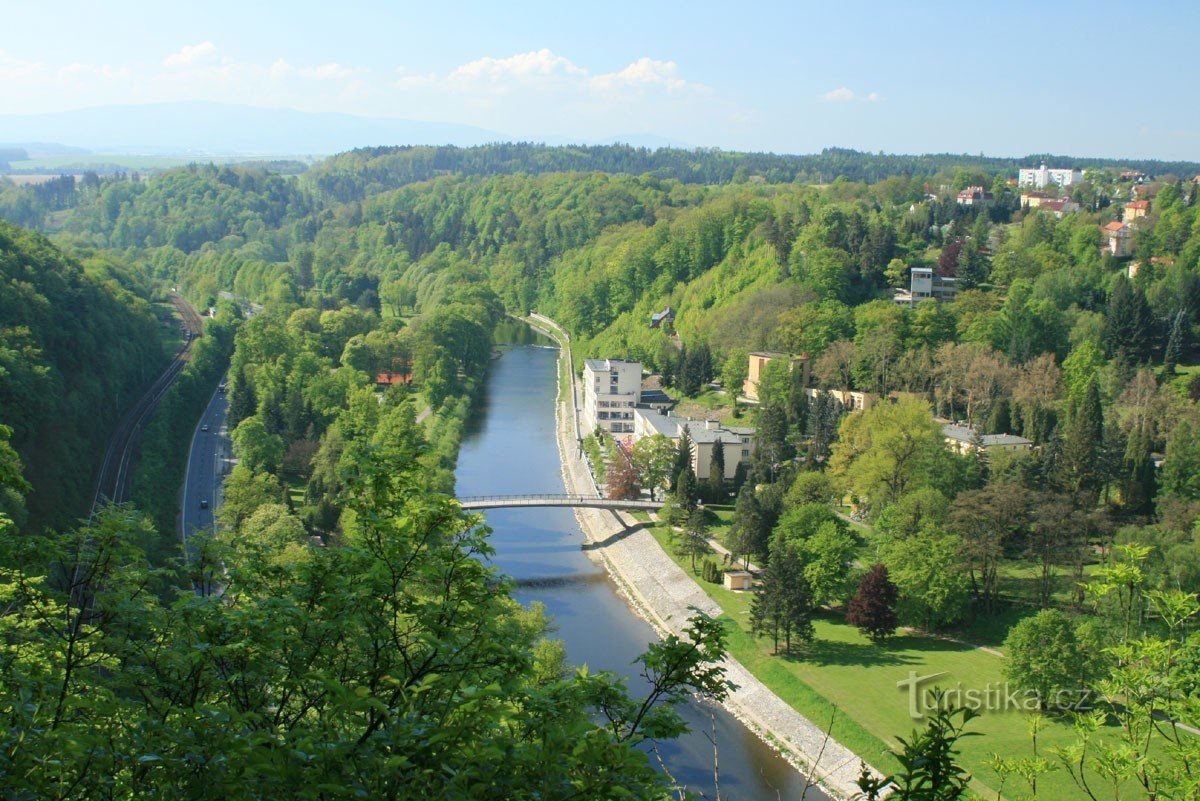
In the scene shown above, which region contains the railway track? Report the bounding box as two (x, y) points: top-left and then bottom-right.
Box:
(89, 293), (204, 513)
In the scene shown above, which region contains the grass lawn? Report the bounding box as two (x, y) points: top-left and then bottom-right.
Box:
(645, 520), (1145, 800)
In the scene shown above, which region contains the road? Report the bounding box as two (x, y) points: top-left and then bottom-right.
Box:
(179, 381), (232, 558)
(90, 293), (204, 512)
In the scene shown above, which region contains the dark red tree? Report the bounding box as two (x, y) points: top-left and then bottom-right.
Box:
(937, 237), (964, 277)
(847, 563), (899, 643)
(606, 455), (642, 500)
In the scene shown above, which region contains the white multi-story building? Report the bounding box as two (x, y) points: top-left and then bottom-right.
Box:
(1018, 164), (1082, 189)
(582, 358), (642, 435)
(632, 407), (754, 481)
(894, 266), (959, 307)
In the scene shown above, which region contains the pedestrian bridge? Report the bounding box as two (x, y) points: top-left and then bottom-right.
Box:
(457, 493), (664, 511)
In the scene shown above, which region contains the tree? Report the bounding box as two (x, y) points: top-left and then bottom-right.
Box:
(727, 483), (769, 567)
(703, 438), (727, 502)
(678, 508), (713, 571)
(1058, 379), (1104, 496)
(859, 703), (978, 801)
(801, 520), (857, 607)
(847, 564), (899, 642)
(631, 434), (677, 500)
(882, 527), (970, 630)
(753, 403), (793, 481)
(947, 481), (1028, 614)
(674, 462), (698, 514)
(1102, 273), (1154, 362)
(232, 415), (285, 474)
(1161, 419), (1200, 500)
(830, 396), (945, 512)
(1003, 610), (1094, 711)
(751, 538), (815, 654)
(1163, 308), (1187, 376)
(606, 455), (641, 500)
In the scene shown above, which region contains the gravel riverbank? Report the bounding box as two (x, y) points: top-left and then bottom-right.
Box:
(525, 314), (880, 801)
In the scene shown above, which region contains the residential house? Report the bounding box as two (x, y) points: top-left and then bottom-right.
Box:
(375, 371), (412, 387)
(1039, 198), (1081, 218)
(742, 351), (809, 402)
(649, 306), (676, 330)
(942, 424), (1033, 455)
(956, 186), (993, 206)
(582, 358), (642, 435)
(1105, 221), (1131, 258)
(805, 387), (875, 411)
(894, 266), (958, 308)
(1124, 199), (1150, 221)
(1018, 164), (1082, 189)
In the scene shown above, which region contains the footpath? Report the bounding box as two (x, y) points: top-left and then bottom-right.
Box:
(525, 313), (880, 801)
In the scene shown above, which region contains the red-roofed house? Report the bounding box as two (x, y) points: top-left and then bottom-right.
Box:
(376, 371), (412, 387)
(1124, 200), (1150, 220)
(1104, 221), (1131, 258)
(956, 186), (993, 206)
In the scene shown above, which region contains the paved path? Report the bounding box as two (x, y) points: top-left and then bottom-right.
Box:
(533, 313), (878, 801)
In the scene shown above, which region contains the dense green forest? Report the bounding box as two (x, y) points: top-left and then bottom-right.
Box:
(0, 220), (166, 529)
(5, 143), (1200, 797)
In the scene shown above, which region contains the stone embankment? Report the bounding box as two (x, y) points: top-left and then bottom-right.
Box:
(524, 313), (882, 801)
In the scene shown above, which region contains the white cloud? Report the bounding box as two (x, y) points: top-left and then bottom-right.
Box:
(0, 49), (43, 80)
(821, 86), (881, 103)
(163, 41), (216, 68)
(591, 57), (688, 92)
(301, 63), (354, 81)
(56, 62), (131, 80)
(448, 48), (585, 87)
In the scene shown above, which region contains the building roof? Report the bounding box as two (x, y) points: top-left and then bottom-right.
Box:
(583, 358), (641, 371)
(1103, 221), (1128, 232)
(1126, 200), (1150, 210)
(749, 351), (791, 359)
(376, 371), (412, 385)
(941, 424), (1032, 448)
(638, 388), (674, 406)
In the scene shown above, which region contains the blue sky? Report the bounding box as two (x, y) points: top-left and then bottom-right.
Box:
(2, 0), (1198, 158)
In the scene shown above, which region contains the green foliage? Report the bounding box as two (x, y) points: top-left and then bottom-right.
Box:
(0, 221), (164, 529)
(882, 527), (970, 631)
(1003, 610), (1101, 711)
(0, 480), (733, 799)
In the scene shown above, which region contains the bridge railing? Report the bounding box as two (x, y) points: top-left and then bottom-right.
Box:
(457, 493), (605, 504)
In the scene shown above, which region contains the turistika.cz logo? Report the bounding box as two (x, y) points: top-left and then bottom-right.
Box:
(896, 671), (1095, 719)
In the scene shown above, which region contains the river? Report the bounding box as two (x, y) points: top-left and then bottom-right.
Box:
(454, 325), (825, 799)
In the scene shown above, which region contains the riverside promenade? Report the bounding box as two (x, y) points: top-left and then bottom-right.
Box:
(524, 313), (882, 801)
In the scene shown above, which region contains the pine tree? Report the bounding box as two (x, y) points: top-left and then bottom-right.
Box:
(1059, 380), (1104, 496)
(847, 564), (900, 643)
(671, 429), (693, 491)
(227, 366), (256, 425)
(1163, 308), (1187, 376)
(752, 540), (814, 654)
(704, 438), (726, 502)
(674, 463), (698, 514)
(1103, 274), (1154, 362)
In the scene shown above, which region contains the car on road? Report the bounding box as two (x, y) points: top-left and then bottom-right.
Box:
(200, 499), (209, 509)
(201, 424), (209, 432)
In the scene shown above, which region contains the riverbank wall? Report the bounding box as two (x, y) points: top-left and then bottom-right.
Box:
(524, 313), (881, 801)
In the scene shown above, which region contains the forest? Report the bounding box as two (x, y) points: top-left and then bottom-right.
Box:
(4, 143), (1200, 797)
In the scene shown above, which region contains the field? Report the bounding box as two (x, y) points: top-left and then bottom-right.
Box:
(646, 519), (1145, 800)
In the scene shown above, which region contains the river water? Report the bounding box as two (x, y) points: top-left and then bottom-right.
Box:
(455, 327), (825, 800)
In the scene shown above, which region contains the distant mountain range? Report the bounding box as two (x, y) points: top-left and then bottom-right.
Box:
(0, 101), (687, 158)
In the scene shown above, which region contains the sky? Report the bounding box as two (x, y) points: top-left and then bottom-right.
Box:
(2, 0), (1198, 159)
